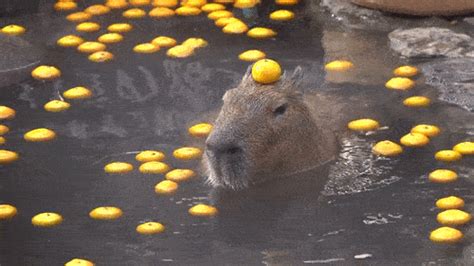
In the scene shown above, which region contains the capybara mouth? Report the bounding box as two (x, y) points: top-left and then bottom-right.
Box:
(204, 148), (250, 190)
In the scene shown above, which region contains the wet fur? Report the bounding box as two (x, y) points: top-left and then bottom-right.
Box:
(203, 67), (340, 190)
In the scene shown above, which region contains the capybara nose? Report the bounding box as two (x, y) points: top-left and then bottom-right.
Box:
(206, 140), (242, 156)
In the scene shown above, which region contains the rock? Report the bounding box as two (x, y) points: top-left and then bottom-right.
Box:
(389, 27), (474, 58)
(420, 58), (474, 112)
(464, 17), (474, 25)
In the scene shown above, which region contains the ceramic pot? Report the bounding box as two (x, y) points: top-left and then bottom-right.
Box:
(352, 0), (474, 16)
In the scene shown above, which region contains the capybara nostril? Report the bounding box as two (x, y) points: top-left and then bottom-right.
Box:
(206, 140), (241, 156)
(225, 146), (241, 155)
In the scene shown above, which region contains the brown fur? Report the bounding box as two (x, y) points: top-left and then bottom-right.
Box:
(203, 67), (339, 190)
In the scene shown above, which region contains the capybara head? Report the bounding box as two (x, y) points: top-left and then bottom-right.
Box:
(204, 67), (331, 190)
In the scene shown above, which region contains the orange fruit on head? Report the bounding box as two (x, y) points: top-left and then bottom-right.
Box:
(251, 59), (282, 84)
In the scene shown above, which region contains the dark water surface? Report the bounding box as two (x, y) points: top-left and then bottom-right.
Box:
(1, 1), (473, 265)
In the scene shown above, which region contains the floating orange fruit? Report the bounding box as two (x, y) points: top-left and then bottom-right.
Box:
(123, 8), (147, 18)
(275, 0), (299, 5)
(175, 6), (202, 16)
(65, 258), (95, 266)
(223, 20), (248, 34)
(201, 3), (225, 12)
(134, 43), (160, 53)
(76, 22), (101, 33)
(24, 128), (56, 142)
(393, 65), (418, 77)
(325, 60), (354, 72)
(0, 106), (16, 120)
(0, 150), (19, 164)
(167, 45), (194, 58)
(452, 142), (474, 155)
(152, 0), (178, 8)
(57, 35), (84, 47)
(0, 204), (17, 220)
(208, 10), (233, 20)
(430, 227), (463, 244)
(106, 0), (129, 9)
(372, 140), (403, 156)
(437, 209), (471, 226)
(130, 0), (151, 6)
(399, 132), (429, 147)
(63, 86), (93, 100)
(436, 196), (465, 210)
(31, 212), (63, 227)
(238, 49), (266, 62)
(151, 36), (177, 47)
(347, 118), (379, 131)
(165, 169), (196, 182)
(98, 33), (123, 44)
(182, 0), (207, 7)
(403, 96), (430, 107)
(182, 38), (208, 49)
(44, 100), (71, 112)
(66, 12), (92, 22)
(429, 169), (458, 183)
(31, 65), (61, 80)
(247, 27), (277, 39)
(54, 1), (78, 11)
(85, 4), (111, 16)
(269, 10), (295, 21)
(234, 0), (259, 9)
(410, 124), (440, 138)
(215, 17), (240, 27)
(188, 204), (218, 217)
(135, 150), (165, 162)
(154, 180), (178, 194)
(104, 162), (134, 174)
(136, 222), (165, 234)
(108, 23), (133, 33)
(77, 42), (107, 54)
(89, 206), (123, 220)
(435, 150), (462, 162)
(149, 7), (175, 18)
(173, 147), (203, 160)
(385, 77), (415, 90)
(1, 25), (26, 36)
(139, 161), (170, 174)
(0, 125), (9, 135)
(188, 123), (213, 137)
(88, 51), (114, 63)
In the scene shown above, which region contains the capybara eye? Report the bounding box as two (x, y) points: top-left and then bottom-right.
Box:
(273, 104), (287, 116)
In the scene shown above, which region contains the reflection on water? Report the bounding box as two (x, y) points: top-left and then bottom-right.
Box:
(322, 29), (399, 86)
(0, 1), (473, 265)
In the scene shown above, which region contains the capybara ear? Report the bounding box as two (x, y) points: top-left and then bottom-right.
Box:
(291, 66), (304, 83)
(238, 65), (255, 89)
(276, 66), (304, 94)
